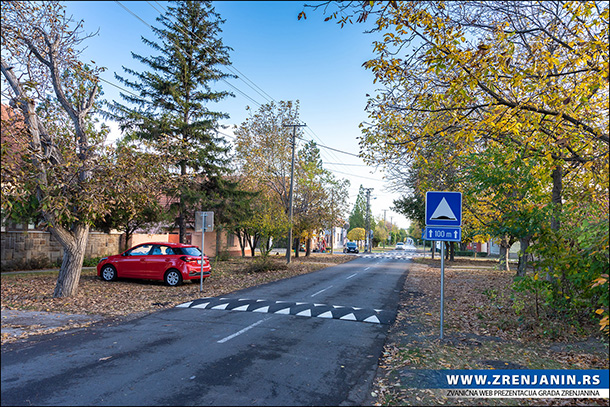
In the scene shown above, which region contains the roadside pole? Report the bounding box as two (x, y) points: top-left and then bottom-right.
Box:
(196, 211), (214, 293)
(440, 242), (445, 339)
(283, 123), (306, 264)
(200, 212), (205, 293)
(424, 191), (462, 340)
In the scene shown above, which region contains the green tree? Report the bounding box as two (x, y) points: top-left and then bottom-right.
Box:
(348, 185), (367, 230)
(93, 146), (172, 252)
(110, 0), (234, 243)
(373, 219), (388, 248)
(309, 0), (609, 332)
(233, 101), (350, 257)
(1, 1), (162, 297)
(294, 141), (350, 256)
(234, 100), (301, 214)
(347, 227), (365, 247)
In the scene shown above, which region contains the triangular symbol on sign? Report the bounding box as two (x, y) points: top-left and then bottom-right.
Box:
(430, 197), (457, 220)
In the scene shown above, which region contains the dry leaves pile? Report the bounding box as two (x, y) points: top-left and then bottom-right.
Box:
(372, 258), (609, 406)
(1, 254), (354, 343)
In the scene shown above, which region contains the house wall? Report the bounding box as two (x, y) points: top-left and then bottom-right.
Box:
(190, 229), (242, 257)
(1, 230), (121, 269)
(128, 233), (178, 248)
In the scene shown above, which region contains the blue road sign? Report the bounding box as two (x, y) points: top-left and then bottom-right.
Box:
(423, 226), (462, 242)
(425, 191), (462, 226)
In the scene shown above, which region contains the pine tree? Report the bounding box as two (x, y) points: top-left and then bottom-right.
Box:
(349, 185), (367, 231)
(110, 0), (234, 242)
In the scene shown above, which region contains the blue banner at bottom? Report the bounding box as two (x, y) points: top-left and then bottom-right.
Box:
(400, 369), (608, 398)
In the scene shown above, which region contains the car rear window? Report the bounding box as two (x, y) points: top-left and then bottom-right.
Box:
(177, 247), (201, 256)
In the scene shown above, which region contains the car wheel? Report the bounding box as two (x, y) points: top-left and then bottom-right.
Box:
(100, 265), (117, 281)
(164, 269), (183, 286)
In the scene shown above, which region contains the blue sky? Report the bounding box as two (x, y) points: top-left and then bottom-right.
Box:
(63, 1), (411, 230)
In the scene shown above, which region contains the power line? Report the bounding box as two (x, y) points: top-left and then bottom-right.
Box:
(115, 1), (263, 108)
(113, 0), (385, 197)
(323, 162), (369, 167)
(118, 2), (367, 162)
(325, 167), (384, 182)
(148, 0), (276, 105)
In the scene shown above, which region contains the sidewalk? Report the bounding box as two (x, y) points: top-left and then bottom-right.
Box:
(1, 267), (100, 343)
(1, 266), (97, 275)
(1, 309), (104, 344)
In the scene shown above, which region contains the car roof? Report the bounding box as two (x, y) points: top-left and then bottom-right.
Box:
(135, 242), (197, 248)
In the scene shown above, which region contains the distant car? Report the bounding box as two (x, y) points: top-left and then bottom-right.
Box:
(395, 242), (405, 250)
(97, 242), (211, 286)
(343, 242), (359, 254)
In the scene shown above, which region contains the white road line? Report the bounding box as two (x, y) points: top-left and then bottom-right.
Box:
(346, 273), (357, 280)
(364, 267), (370, 271)
(310, 285), (333, 297)
(217, 318), (268, 344)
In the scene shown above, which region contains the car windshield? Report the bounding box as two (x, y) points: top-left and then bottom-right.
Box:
(397, 242), (404, 245)
(177, 247), (201, 256)
(347, 242), (357, 247)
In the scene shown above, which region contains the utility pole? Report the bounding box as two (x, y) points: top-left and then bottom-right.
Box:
(283, 123), (306, 264)
(382, 209), (387, 249)
(330, 189), (335, 255)
(364, 188), (373, 253)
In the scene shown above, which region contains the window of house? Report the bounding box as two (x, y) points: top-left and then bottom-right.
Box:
(226, 233), (235, 247)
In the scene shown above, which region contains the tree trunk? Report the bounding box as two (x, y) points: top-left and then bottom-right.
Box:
(516, 236), (532, 277)
(178, 164), (187, 243)
(293, 237), (300, 258)
(237, 231), (246, 257)
(499, 238), (511, 272)
(305, 237), (311, 257)
(547, 164), (563, 285)
(52, 223), (89, 297)
(431, 241), (435, 260)
(123, 224), (136, 253)
(248, 234), (258, 257)
(550, 164), (563, 232)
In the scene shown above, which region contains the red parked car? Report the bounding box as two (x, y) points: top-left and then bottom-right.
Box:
(97, 242), (211, 286)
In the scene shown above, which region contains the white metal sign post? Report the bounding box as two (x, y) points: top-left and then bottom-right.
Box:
(195, 211), (214, 292)
(425, 191), (462, 340)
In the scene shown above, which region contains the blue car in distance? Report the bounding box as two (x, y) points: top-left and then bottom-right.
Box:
(343, 242), (359, 254)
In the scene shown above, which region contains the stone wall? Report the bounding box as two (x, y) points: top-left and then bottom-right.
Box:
(1, 230), (121, 270)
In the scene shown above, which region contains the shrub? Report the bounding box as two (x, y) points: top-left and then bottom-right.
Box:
(245, 257), (287, 273)
(215, 250), (232, 262)
(477, 252), (488, 257)
(455, 250), (474, 257)
(82, 257), (102, 267)
(0, 255), (54, 272)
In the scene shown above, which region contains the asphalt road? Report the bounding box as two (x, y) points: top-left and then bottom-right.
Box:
(1, 251), (415, 406)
